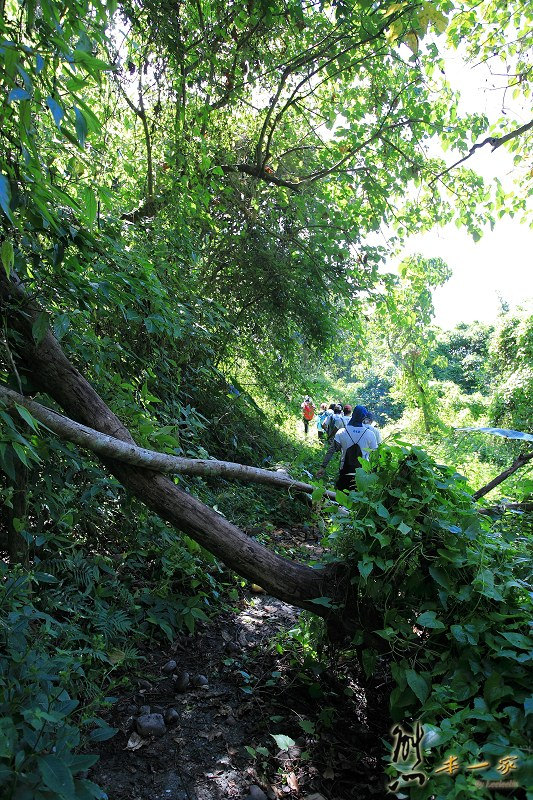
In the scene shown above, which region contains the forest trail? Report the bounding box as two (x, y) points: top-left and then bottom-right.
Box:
(89, 528), (385, 800)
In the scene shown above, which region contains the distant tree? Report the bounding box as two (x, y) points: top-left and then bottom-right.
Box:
(375, 255), (451, 432)
(432, 321), (494, 394)
(489, 303), (533, 431)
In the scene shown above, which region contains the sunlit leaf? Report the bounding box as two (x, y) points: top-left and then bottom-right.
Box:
(47, 96), (64, 128)
(270, 734), (296, 751)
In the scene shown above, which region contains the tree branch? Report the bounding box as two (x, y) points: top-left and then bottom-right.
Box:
(219, 163), (303, 191)
(478, 501), (533, 516)
(429, 118), (533, 186)
(0, 385), (337, 500)
(472, 449), (533, 501)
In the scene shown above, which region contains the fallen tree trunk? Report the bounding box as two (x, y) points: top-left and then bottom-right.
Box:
(0, 386), (337, 500)
(477, 502), (533, 515)
(0, 272), (335, 614)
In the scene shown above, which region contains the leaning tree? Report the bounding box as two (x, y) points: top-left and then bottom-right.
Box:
(1, 0), (532, 624)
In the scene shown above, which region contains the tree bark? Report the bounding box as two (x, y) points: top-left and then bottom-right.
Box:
(0, 273), (335, 614)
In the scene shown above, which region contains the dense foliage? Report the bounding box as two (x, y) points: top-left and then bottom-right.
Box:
(324, 445), (532, 798)
(1, 0), (532, 797)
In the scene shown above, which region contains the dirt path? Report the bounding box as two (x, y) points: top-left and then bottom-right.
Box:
(90, 530), (387, 799)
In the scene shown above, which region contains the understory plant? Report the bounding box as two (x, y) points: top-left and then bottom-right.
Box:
(326, 442), (532, 798)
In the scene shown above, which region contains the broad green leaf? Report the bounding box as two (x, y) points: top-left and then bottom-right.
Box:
(82, 186), (97, 226)
(8, 88), (31, 102)
(429, 566), (451, 591)
(12, 441), (30, 467)
(14, 403), (40, 432)
(405, 668), (430, 703)
(270, 734), (295, 751)
(54, 313), (71, 341)
(32, 311), (49, 344)
(74, 106), (88, 147)
(499, 631), (532, 650)
(398, 522), (411, 534)
(74, 778), (107, 800)
(89, 725), (118, 741)
(47, 96), (64, 128)
(37, 754), (75, 797)
(358, 559), (373, 580)
(0, 175), (14, 223)
(1, 239), (14, 276)
(309, 596), (332, 607)
(416, 611), (445, 629)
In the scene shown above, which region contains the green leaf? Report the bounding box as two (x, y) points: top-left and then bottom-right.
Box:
(270, 734), (296, 751)
(89, 725), (118, 741)
(1, 239), (14, 277)
(0, 175), (14, 223)
(8, 87), (31, 102)
(32, 311), (49, 344)
(405, 668), (430, 704)
(74, 778), (107, 800)
(54, 313), (71, 341)
(33, 571), (59, 583)
(14, 403), (40, 432)
(309, 596), (332, 607)
(82, 186), (97, 226)
(416, 611), (445, 629)
(47, 96), (64, 128)
(524, 696), (533, 717)
(37, 754), (75, 798)
(398, 522), (411, 534)
(74, 106), (88, 147)
(428, 566), (451, 591)
(358, 559), (374, 580)
(12, 441), (30, 467)
(498, 631), (531, 649)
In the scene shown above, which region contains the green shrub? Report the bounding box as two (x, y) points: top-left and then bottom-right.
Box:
(327, 443), (532, 798)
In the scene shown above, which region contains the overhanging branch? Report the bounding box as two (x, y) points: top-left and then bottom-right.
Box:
(429, 118), (533, 186)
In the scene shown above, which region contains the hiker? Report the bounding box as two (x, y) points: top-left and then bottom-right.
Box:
(343, 404), (352, 424)
(316, 403), (329, 440)
(315, 405), (378, 490)
(325, 403), (345, 439)
(301, 396), (316, 435)
(364, 412), (382, 444)
(321, 403), (336, 442)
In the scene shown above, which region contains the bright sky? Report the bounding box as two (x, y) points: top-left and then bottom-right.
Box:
(396, 48), (532, 330)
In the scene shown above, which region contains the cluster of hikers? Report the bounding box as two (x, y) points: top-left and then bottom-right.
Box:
(301, 398), (382, 490)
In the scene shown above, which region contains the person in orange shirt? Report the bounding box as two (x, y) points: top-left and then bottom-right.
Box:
(301, 396), (316, 435)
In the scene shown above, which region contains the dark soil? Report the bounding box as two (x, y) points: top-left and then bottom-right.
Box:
(89, 527), (390, 800)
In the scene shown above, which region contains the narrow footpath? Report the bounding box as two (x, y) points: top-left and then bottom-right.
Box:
(90, 527), (387, 799)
